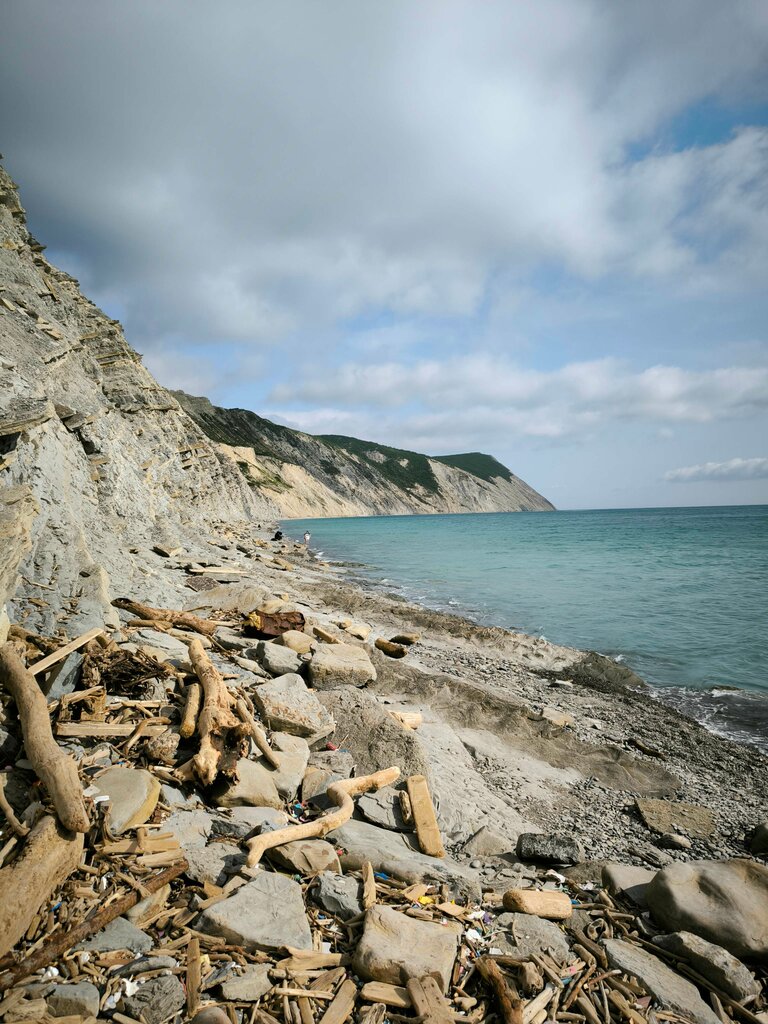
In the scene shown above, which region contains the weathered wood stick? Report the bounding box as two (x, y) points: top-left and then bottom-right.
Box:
(180, 681), (202, 738)
(389, 711), (423, 730)
(502, 889), (572, 920)
(0, 772), (29, 837)
(0, 646), (89, 832)
(188, 638), (248, 785)
(235, 698), (280, 768)
(29, 627), (104, 676)
(112, 598), (219, 636)
(406, 976), (454, 1023)
(406, 774), (444, 858)
(0, 858), (187, 991)
(0, 815), (84, 959)
(246, 767), (400, 866)
(476, 956), (524, 1024)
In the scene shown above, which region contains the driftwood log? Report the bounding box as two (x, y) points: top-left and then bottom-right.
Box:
(188, 638), (249, 785)
(179, 680), (202, 738)
(0, 645), (89, 832)
(246, 766), (400, 866)
(476, 956), (523, 1024)
(111, 598), (219, 636)
(235, 697), (280, 769)
(0, 815), (84, 959)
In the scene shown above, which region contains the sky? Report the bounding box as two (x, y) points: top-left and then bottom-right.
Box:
(1, 1), (767, 509)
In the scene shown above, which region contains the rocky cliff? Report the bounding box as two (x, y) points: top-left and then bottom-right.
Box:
(174, 392), (555, 518)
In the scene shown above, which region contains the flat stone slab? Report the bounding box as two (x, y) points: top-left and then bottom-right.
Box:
(270, 732), (310, 800)
(253, 673), (335, 740)
(255, 641), (303, 677)
(602, 863), (657, 906)
(211, 758), (282, 809)
(268, 838), (341, 875)
(309, 643), (376, 689)
(312, 871), (362, 921)
(221, 964), (274, 1001)
(653, 931), (759, 1002)
(635, 799), (715, 839)
(77, 917), (152, 954)
(329, 819), (480, 900)
(196, 872), (312, 951)
(163, 809), (213, 851)
(120, 975), (186, 1024)
(358, 788), (408, 832)
(185, 840), (244, 885)
(353, 905), (460, 992)
(212, 806), (289, 841)
(94, 766), (160, 836)
(496, 912), (571, 962)
(46, 982), (100, 1018)
(604, 939), (720, 1024)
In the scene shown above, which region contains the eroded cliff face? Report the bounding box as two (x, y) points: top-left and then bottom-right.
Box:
(175, 393), (555, 519)
(0, 165), (275, 635)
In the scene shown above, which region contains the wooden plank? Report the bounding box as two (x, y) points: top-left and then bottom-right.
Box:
(56, 722), (168, 738)
(361, 860), (376, 910)
(31, 627), (104, 676)
(187, 936), (201, 1017)
(317, 979), (357, 1024)
(359, 983), (410, 1009)
(405, 774), (445, 858)
(406, 977), (454, 1024)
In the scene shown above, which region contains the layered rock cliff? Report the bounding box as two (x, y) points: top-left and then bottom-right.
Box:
(174, 393), (555, 518)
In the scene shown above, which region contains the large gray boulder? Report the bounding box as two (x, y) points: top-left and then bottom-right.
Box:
(653, 932), (759, 1001)
(309, 643), (376, 689)
(517, 832), (583, 865)
(196, 873), (312, 951)
(252, 673), (335, 740)
(604, 940), (719, 1024)
(353, 905), (460, 992)
(646, 859), (768, 961)
(253, 641), (303, 677)
(210, 758), (282, 809)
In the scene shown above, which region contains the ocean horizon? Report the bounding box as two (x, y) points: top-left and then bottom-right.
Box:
(285, 503), (768, 752)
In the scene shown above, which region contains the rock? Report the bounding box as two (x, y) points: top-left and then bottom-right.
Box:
(125, 884), (171, 925)
(269, 838), (341, 875)
(604, 939), (719, 1024)
(659, 833), (692, 850)
(517, 833), (583, 865)
(538, 707), (574, 728)
(210, 758), (282, 809)
(212, 806), (289, 840)
(358, 788), (408, 832)
(196, 872), (312, 951)
(163, 809), (213, 851)
(269, 732), (310, 800)
(252, 673), (335, 740)
(255, 641), (303, 677)
(78, 916), (152, 954)
(390, 633), (420, 645)
(0, 722), (19, 762)
(312, 871), (363, 921)
(653, 932), (759, 1002)
(313, 626), (340, 644)
(46, 982), (100, 1018)
(646, 859), (768, 960)
(111, 956), (179, 977)
(353, 905), (461, 992)
(345, 622), (371, 640)
(94, 766), (160, 836)
(463, 825), (511, 858)
(120, 975), (186, 1024)
(220, 963), (274, 1001)
(41, 652), (83, 701)
(748, 821), (768, 855)
(602, 863), (656, 906)
(330, 819), (480, 900)
(375, 638), (407, 658)
(276, 630), (314, 655)
(496, 912), (571, 962)
(635, 799), (715, 839)
(185, 840), (244, 885)
(160, 783), (200, 809)
(309, 643), (376, 689)
(192, 1010), (231, 1024)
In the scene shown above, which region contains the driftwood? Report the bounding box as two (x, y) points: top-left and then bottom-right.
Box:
(374, 638), (407, 659)
(235, 697), (280, 769)
(502, 889), (572, 920)
(112, 598), (219, 636)
(0, 645), (89, 832)
(188, 638), (249, 785)
(0, 815), (84, 959)
(406, 774), (444, 858)
(406, 976), (454, 1024)
(247, 766), (400, 866)
(180, 681), (202, 738)
(29, 626), (104, 677)
(0, 773), (28, 837)
(476, 957), (523, 1024)
(0, 858), (187, 991)
(389, 711), (422, 731)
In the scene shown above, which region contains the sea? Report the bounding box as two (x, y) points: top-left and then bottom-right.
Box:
(284, 505), (768, 753)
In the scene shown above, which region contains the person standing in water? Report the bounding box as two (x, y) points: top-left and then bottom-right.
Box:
(303, 531), (311, 546)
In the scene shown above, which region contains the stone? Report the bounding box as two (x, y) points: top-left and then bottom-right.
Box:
(253, 673), (335, 740)
(604, 939), (719, 1024)
(210, 758), (282, 809)
(94, 766), (160, 836)
(653, 932), (759, 1002)
(185, 840), (244, 885)
(220, 964), (274, 1001)
(276, 630), (314, 655)
(120, 974), (186, 1024)
(353, 905), (461, 992)
(345, 622), (371, 640)
(602, 863), (656, 906)
(646, 859), (768, 960)
(463, 825), (511, 858)
(659, 832), (692, 850)
(255, 641), (303, 677)
(539, 707), (574, 728)
(389, 632), (420, 645)
(196, 872), (312, 951)
(78, 916), (152, 954)
(375, 638), (407, 658)
(163, 809), (213, 851)
(269, 838), (341, 875)
(312, 871), (363, 921)
(748, 821), (768, 855)
(309, 643), (377, 689)
(516, 833), (583, 865)
(329, 819), (480, 900)
(269, 732), (310, 800)
(635, 799), (715, 839)
(358, 788), (408, 832)
(46, 982), (100, 1018)
(496, 912), (571, 962)
(125, 884), (171, 925)
(111, 956), (179, 977)
(41, 651), (82, 701)
(160, 783), (201, 809)
(212, 806), (289, 840)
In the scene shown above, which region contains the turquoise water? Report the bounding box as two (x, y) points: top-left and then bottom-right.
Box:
(285, 506), (768, 750)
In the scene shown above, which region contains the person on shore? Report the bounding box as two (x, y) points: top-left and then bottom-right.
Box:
(272, 529), (283, 541)
(303, 530), (311, 546)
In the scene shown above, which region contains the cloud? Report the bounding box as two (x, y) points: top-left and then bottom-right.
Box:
(665, 457), (768, 482)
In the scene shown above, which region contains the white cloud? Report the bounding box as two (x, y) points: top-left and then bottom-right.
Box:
(665, 457), (768, 482)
